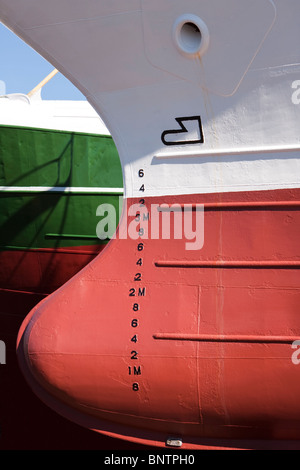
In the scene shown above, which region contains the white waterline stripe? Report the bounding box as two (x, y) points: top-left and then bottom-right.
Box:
(0, 186), (124, 194)
(154, 144), (300, 160)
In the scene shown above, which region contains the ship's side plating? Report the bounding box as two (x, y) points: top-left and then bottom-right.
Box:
(1, 0), (300, 449)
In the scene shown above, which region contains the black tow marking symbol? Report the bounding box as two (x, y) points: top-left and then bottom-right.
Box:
(161, 116), (204, 146)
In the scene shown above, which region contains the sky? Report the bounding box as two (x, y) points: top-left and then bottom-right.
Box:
(0, 21), (86, 100)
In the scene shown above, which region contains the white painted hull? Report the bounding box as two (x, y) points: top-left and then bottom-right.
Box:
(1, 1), (299, 199)
(0, 94), (110, 134)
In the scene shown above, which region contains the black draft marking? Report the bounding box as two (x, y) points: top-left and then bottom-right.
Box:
(161, 116), (204, 146)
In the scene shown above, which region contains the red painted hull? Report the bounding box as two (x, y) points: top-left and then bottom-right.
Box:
(0, 248), (150, 449)
(16, 188), (300, 449)
(0, 245), (102, 295)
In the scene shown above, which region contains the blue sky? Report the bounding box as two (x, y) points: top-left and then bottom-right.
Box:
(0, 22), (85, 100)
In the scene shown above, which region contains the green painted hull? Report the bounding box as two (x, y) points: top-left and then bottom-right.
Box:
(0, 124), (123, 250)
(0, 124), (123, 293)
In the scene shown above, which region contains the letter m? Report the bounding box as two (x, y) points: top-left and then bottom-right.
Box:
(138, 287), (146, 296)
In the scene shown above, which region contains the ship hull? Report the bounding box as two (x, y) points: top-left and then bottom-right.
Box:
(1, 0), (300, 450)
(0, 123), (123, 289)
(16, 187), (300, 449)
(0, 124), (127, 449)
